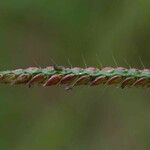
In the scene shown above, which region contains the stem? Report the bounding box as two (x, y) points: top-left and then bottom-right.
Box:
(0, 66), (149, 89)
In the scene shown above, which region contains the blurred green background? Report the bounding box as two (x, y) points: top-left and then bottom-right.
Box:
(0, 0), (150, 150)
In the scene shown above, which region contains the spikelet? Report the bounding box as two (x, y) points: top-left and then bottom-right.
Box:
(0, 66), (149, 89)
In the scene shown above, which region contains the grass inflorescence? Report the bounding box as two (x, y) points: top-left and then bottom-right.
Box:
(0, 66), (149, 89)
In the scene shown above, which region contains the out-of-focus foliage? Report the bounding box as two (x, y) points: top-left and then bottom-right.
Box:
(0, 0), (150, 150)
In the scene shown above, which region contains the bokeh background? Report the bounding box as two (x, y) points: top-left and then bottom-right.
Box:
(0, 0), (150, 150)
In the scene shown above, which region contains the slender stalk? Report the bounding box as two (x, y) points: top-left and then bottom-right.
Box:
(0, 66), (149, 89)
